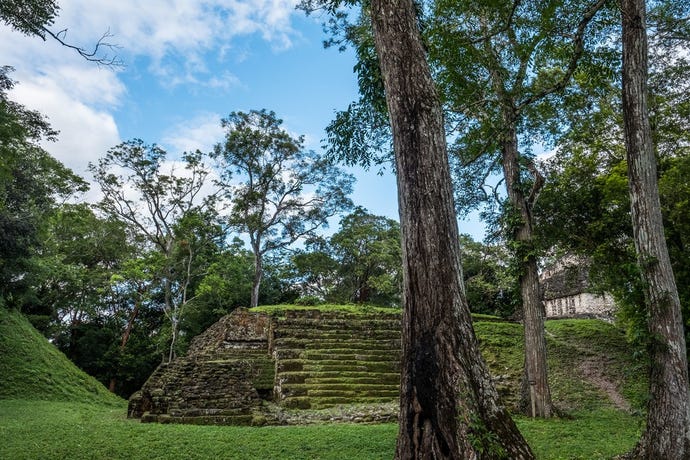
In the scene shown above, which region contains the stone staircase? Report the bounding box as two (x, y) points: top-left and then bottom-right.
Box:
(128, 308), (403, 424)
(270, 310), (402, 409)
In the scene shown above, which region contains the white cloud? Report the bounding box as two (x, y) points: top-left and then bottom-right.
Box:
(162, 113), (225, 155)
(52, 0), (302, 75)
(0, 0), (304, 203)
(205, 71), (244, 91)
(9, 77), (121, 176)
(1, 22), (124, 181)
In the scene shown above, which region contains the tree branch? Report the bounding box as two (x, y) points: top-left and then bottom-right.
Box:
(527, 159), (545, 208)
(463, 0), (524, 45)
(42, 27), (124, 68)
(516, 0), (607, 111)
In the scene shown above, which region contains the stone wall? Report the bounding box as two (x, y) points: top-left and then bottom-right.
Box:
(541, 256), (617, 320)
(128, 309), (274, 425)
(544, 292), (616, 320)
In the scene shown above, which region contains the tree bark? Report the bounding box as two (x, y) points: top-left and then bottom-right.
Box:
(621, 0), (690, 458)
(370, 1), (534, 458)
(500, 121), (553, 418)
(250, 248), (263, 308)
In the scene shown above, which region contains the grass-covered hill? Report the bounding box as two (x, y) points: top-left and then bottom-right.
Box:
(0, 307), (121, 405)
(0, 304), (647, 459)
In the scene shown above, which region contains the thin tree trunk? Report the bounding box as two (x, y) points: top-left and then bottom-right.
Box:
(163, 237), (178, 363)
(370, 1), (534, 458)
(621, 0), (690, 457)
(250, 251), (263, 308)
(109, 299), (140, 393)
(500, 122), (553, 418)
(163, 272), (178, 363)
(168, 317), (177, 363)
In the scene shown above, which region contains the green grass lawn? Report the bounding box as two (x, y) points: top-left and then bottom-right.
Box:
(0, 399), (641, 459)
(516, 410), (643, 459)
(0, 400), (397, 460)
(0, 307), (647, 459)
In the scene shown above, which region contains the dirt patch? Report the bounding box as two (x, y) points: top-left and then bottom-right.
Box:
(578, 357), (631, 412)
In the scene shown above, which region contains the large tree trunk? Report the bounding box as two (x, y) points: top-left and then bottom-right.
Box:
(622, 0), (690, 458)
(500, 122), (553, 418)
(370, 1), (534, 458)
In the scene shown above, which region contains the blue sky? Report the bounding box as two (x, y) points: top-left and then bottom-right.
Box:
(1, 0), (485, 240)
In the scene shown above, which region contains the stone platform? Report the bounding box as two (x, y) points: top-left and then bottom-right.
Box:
(127, 308), (402, 425)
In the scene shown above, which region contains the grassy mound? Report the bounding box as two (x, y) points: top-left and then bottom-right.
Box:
(476, 318), (647, 414)
(0, 308), (122, 405)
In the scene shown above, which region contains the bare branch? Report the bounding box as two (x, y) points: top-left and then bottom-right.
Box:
(41, 27), (124, 68)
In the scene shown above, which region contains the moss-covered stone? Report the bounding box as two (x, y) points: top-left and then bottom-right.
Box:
(130, 307), (403, 423)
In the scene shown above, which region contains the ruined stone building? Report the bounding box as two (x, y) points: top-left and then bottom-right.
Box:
(128, 308), (402, 425)
(127, 259), (617, 427)
(540, 256), (616, 320)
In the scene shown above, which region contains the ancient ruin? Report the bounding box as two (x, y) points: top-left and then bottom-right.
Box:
(541, 257), (616, 320)
(128, 270), (615, 427)
(128, 308), (402, 425)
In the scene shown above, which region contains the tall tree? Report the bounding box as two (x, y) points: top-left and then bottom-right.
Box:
(43, 204), (129, 351)
(427, 0), (613, 418)
(89, 140), (213, 362)
(329, 207), (401, 304)
(292, 208), (402, 305)
(459, 234), (518, 317)
(0, 67), (87, 312)
(212, 109), (354, 308)
(369, 1), (533, 457)
(533, 0), (690, 348)
(621, 0), (690, 457)
(304, 0), (612, 418)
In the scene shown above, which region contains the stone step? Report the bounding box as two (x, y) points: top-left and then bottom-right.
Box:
(277, 359), (399, 374)
(303, 360), (399, 373)
(278, 383), (398, 398)
(272, 337), (402, 350)
(274, 348), (398, 361)
(276, 371), (400, 385)
(304, 375), (400, 385)
(272, 330), (401, 342)
(302, 351), (400, 361)
(192, 350), (270, 361)
(167, 407), (251, 417)
(307, 388), (399, 398)
(311, 339), (402, 349)
(274, 317), (400, 331)
(281, 396), (398, 410)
